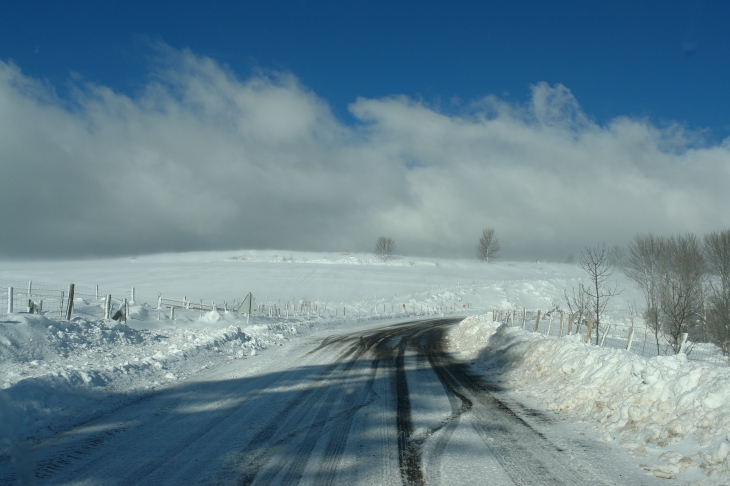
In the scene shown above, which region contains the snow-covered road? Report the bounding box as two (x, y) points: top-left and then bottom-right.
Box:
(1, 318), (662, 485)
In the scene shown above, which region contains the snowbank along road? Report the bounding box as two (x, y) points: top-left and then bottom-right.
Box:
(1, 318), (661, 485)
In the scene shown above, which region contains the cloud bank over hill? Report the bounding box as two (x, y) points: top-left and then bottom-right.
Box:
(1, 46), (729, 260)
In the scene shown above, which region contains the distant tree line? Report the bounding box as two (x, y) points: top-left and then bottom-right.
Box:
(622, 231), (730, 356)
(564, 230), (730, 355)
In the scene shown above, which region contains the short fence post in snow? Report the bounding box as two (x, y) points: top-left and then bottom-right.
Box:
(7, 287), (13, 314)
(65, 284), (75, 320)
(104, 295), (111, 319)
(157, 293), (162, 309)
(27, 281), (32, 297)
(567, 313), (574, 335)
(522, 308), (526, 329)
(27, 299), (33, 313)
(599, 324), (610, 347)
(533, 310), (541, 332)
(585, 314), (594, 344)
(678, 332), (689, 354)
(131, 287), (135, 304)
(59, 291), (64, 318)
(625, 327), (635, 351)
(545, 313), (553, 336)
(96, 285), (99, 300)
(558, 312), (564, 338)
(170, 306), (175, 320)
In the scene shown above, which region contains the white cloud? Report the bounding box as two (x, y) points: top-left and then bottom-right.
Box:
(1, 47), (729, 260)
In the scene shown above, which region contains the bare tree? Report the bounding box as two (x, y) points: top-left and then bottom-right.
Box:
(704, 230), (730, 355)
(659, 234), (705, 354)
(579, 243), (621, 345)
(477, 228), (501, 263)
(624, 234), (667, 354)
(374, 236), (397, 262)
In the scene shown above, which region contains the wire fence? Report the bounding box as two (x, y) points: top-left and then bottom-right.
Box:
(489, 308), (728, 367)
(4, 279), (726, 368)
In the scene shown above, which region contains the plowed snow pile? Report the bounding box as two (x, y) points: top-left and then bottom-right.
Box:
(451, 316), (730, 483)
(0, 311), (305, 441)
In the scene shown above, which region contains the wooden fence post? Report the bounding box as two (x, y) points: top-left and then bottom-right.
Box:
(59, 291), (64, 318)
(7, 287), (12, 314)
(585, 314), (594, 344)
(545, 313), (553, 336)
(599, 324), (611, 347)
(567, 313), (574, 335)
(131, 287), (135, 304)
(625, 327), (635, 351)
(27, 281), (32, 297)
(104, 294), (111, 319)
(534, 310), (541, 332)
(65, 284), (75, 320)
(558, 312), (564, 338)
(522, 307), (527, 329)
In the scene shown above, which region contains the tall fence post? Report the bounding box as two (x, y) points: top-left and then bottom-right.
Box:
(625, 327), (635, 351)
(585, 314), (594, 344)
(65, 284), (75, 320)
(533, 310), (541, 332)
(7, 287), (13, 314)
(599, 324), (611, 347)
(125, 298), (130, 321)
(558, 312), (564, 338)
(104, 294), (111, 319)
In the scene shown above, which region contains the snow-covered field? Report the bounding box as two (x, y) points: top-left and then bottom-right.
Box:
(2, 249), (729, 483)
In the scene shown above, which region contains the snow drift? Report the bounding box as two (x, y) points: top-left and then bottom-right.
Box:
(451, 316), (730, 481)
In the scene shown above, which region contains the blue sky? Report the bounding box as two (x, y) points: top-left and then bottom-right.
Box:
(2, 1), (730, 260)
(2, 1), (728, 139)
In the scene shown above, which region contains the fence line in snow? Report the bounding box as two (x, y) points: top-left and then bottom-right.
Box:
(490, 307), (729, 368)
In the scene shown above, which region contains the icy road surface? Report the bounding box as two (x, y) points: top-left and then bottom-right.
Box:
(1, 318), (662, 485)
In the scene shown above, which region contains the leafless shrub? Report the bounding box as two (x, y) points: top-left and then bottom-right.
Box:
(659, 234), (705, 354)
(624, 234), (666, 354)
(374, 237), (397, 262)
(579, 243), (622, 344)
(704, 230), (730, 355)
(477, 228), (501, 263)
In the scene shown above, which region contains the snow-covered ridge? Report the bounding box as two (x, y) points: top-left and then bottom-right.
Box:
(451, 316), (730, 483)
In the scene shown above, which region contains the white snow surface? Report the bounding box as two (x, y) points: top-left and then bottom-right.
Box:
(2, 250), (730, 483)
(451, 315), (730, 483)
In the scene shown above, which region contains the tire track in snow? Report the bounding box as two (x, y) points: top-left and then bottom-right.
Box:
(421, 322), (606, 486)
